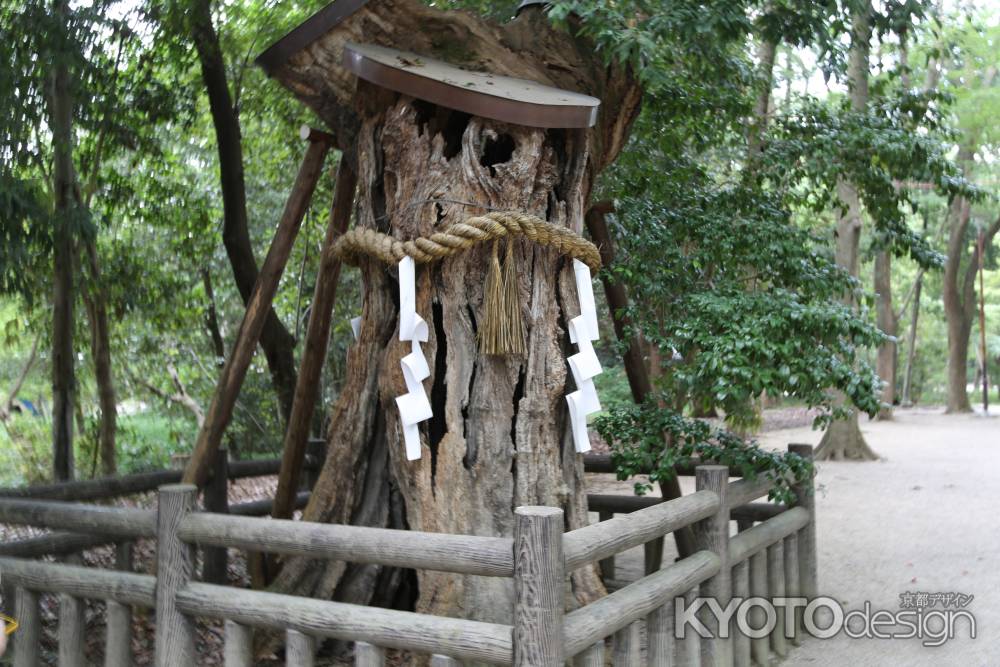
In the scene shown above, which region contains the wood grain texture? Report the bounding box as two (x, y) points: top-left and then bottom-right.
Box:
(788, 444), (818, 601)
(691, 466), (731, 667)
(176, 583), (513, 664)
(611, 621), (640, 667)
(105, 541), (134, 667)
(749, 551), (769, 667)
(179, 512), (513, 577)
(0, 531), (109, 558)
(0, 557), (155, 606)
(674, 587), (700, 667)
(355, 641), (386, 667)
(0, 498), (155, 538)
(767, 543), (787, 658)
(731, 560), (751, 667)
(571, 641), (603, 667)
(224, 620), (253, 667)
(58, 591), (85, 667)
(430, 654), (460, 667)
(563, 551), (719, 656)
(728, 508), (809, 564)
(286, 629), (316, 667)
(13, 588), (39, 667)
(783, 534), (801, 645)
(564, 490), (719, 571)
(587, 493), (785, 524)
(154, 485), (197, 666)
(726, 476), (774, 509)
(513, 507), (564, 667)
(646, 601), (673, 667)
(0, 457), (302, 503)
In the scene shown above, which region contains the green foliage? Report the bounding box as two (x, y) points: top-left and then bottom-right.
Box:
(594, 402), (813, 504)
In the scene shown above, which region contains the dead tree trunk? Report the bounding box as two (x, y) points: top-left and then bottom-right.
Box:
(262, 0), (641, 624)
(817, 0), (877, 461)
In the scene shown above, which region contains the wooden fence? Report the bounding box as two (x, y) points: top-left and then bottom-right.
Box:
(0, 444), (816, 667)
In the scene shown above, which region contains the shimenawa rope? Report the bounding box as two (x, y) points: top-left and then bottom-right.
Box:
(328, 211), (601, 356)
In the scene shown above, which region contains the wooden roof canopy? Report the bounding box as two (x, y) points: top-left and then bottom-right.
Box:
(255, 0), (600, 136)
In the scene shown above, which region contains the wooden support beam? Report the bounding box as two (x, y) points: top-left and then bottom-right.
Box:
(183, 137), (332, 487)
(273, 158), (357, 520)
(692, 466), (731, 666)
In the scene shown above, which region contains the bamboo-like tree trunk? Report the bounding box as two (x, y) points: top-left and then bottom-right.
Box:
(50, 0), (78, 481)
(82, 239), (117, 475)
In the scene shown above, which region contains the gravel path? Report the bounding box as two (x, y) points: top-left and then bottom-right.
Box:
(753, 406), (997, 666)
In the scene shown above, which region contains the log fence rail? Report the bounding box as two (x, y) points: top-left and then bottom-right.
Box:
(0, 444), (816, 667)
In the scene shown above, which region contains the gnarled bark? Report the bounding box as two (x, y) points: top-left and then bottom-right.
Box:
(266, 1), (641, 630)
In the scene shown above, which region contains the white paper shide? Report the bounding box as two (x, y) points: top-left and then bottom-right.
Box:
(395, 256), (432, 460)
(566, 259), (603, 453)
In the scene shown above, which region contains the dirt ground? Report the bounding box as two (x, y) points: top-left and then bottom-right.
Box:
(592, 405), (997, 666)
(755, 406), (997, 667)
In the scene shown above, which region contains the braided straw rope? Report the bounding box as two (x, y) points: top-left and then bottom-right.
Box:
(329, 211), (602, 271)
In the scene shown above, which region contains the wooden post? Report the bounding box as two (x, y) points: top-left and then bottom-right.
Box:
(430, 654), (458, 667)
(573, 641), (604, 667)
(731, 559), (750, 667)
(273, 159), (357, 519)
(286, 629), (315, 667)
(675, 587), (700, 667)
(783, 534), (801, 645)
(513, 506), (565, 667)
(203, 448), (229, 584)
(767, 543), (787, 658)
(106, 541), (134, 666)
(647, 601), (674, 667)
(788, 444), (817, 605)
(58, 553), (85, 667)
(13, 587), (39, 667)
(356, 641), (385, 667)
(225, 620), (253, 667)
(597, 509), (615, 580)
(612, 621), (641, 667)
(155, 484), (197, 666)
(692, 465), (731, 667)
(183, 136), (332, 487)
(749, 552), (768, 666)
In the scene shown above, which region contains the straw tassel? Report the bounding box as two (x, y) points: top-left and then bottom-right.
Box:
(479, 238), (524, 356)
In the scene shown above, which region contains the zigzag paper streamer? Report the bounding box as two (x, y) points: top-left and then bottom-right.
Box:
(566, 259), (603, 453)
(395, 256), (431, 460)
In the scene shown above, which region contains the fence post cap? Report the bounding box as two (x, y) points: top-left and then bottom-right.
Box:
(514, 505), (563, 517)
(157, 483), (198, 494)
